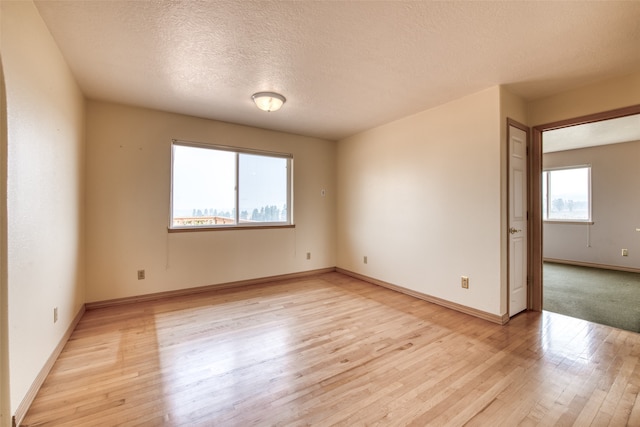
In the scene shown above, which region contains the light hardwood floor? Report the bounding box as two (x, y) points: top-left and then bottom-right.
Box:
(22, 272), (640, 426)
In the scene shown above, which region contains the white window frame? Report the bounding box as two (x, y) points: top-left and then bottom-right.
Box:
(542, 165), (592, 223)
(170, 139), (293, 231)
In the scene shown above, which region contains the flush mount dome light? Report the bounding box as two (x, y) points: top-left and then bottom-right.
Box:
(252, 92), (286, 112)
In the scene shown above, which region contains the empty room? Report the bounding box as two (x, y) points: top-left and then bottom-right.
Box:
(1, 1), (640, 426)
(541, 116), (640, 333)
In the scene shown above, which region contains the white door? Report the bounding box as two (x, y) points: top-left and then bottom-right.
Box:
(509, 124), (528, 316)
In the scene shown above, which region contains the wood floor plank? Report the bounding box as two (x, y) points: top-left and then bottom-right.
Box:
(21, 272), (640, 426)
(628, 390), (640, 426)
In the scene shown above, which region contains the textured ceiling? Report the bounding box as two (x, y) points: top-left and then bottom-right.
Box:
(34, 1), (640, 141)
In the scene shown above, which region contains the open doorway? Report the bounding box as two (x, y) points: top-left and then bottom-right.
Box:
(531, 106), (640, 332)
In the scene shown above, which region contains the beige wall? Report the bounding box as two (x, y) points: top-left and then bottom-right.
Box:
(529, 72), (640, 126)
(336, 87), (504, 316)
(85, 101), (336, 302)
(543, 140), (640, 269)
(1, 0), (86, 417)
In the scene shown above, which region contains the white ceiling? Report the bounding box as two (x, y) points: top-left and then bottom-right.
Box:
(34, 1), (640, 141)
(543, 114), (640, 153)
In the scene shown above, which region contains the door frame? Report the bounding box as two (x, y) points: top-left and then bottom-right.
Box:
(529, 104), (640, 311)
(506, 119), (530, 317)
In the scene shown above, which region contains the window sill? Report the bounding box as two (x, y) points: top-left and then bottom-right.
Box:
(543, 220), (594, 225)
(168, 224), (295, 233)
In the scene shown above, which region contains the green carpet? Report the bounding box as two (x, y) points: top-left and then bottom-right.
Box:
(543, 262), (640, 333)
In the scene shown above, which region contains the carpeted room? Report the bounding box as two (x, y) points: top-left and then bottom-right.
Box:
(544, 262), (640, 333)
(542, 126), (640, 333)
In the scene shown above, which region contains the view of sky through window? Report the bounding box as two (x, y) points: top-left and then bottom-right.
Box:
(171, 144), (289, 226)
(239, 153), (288, 222)
(543, 167), (590, 221)
(172, 145), (236, 219)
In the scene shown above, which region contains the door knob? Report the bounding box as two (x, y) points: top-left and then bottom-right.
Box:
(509, 227), (521, 234)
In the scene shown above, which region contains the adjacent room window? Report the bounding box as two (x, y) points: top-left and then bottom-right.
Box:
(542, 166), (591, 221)
(170, 140), (292, 229)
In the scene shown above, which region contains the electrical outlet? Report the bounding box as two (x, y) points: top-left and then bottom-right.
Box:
(622, 249), (628, 257)
(53, 307), (58, 324)
(364, 256), (368, 264)
(306, 252), (311, 260)
(461, 276), (469, 289)
(137, 269), (145, 280)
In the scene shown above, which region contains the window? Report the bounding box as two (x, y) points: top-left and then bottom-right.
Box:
(542, 166), (591, 221)
(170, 140), (292, 229)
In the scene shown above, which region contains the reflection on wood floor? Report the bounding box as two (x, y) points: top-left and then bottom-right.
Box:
(22, 272), (640, 426)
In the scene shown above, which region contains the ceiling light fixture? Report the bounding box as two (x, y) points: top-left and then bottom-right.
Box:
(252, 92), (286, 112)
